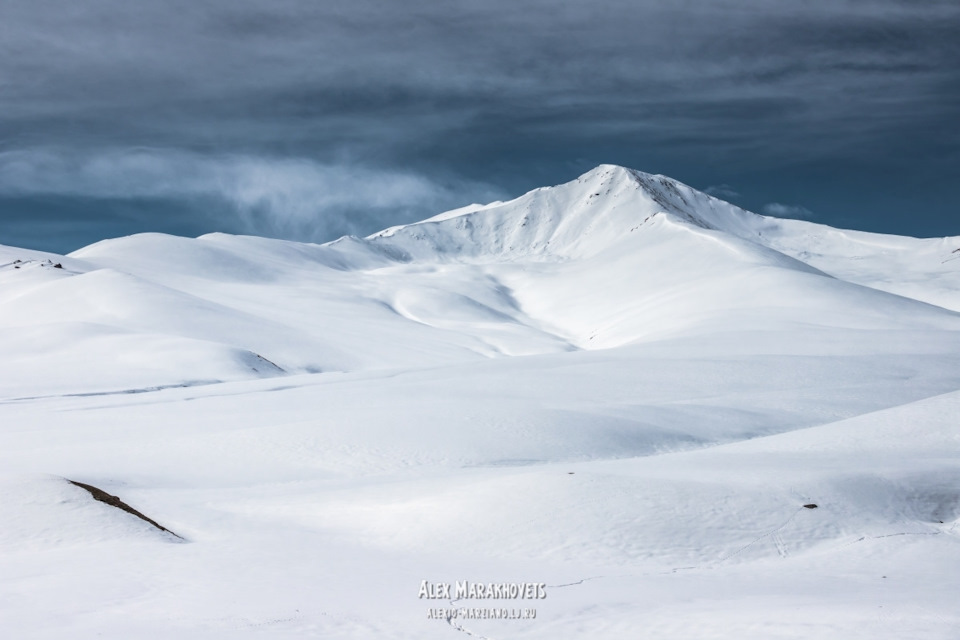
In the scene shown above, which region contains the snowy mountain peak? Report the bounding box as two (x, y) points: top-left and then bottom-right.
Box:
(573, 163), (678, 197)
(365, 164), (759, 261)
(574, 164), (766, 233)
(572, 163), (645, 186)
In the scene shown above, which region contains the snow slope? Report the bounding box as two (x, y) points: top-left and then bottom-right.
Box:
(1, 165), (958, 638)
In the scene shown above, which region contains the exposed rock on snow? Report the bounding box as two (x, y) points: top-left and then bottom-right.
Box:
(68, 480), (184, 540)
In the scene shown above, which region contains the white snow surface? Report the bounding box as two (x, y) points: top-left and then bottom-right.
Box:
(1, 164), (959, 638)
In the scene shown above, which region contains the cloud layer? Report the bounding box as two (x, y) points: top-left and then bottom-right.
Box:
(1, 0), (958, 248)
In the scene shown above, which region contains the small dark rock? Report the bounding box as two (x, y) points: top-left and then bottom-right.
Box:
(803, 503), (818, 509)
(53, 263), (63, 269)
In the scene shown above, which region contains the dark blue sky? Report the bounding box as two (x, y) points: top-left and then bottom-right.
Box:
(2, 0), (958, 253)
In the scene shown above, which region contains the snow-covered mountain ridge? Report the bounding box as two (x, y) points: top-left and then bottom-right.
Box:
(1, 164), (958, 396)
(367, 165), (960, 306)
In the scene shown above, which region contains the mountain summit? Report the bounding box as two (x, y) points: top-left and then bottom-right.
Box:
(367, 164), (758, 260)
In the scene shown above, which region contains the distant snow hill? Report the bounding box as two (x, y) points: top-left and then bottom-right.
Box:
(1, 164), (959, 396)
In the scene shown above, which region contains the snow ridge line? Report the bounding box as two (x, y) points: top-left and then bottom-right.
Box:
(547, 575), (607, 588)
(836, 530), (943, 551)
(1, 380), (221, 403)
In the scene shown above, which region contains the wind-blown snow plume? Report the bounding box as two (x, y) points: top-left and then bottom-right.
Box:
(763, 202), (815, 220)
(0, 148), (502, 241)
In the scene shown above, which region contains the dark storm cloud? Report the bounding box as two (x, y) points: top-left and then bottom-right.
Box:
(1, 0), (958, 250)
